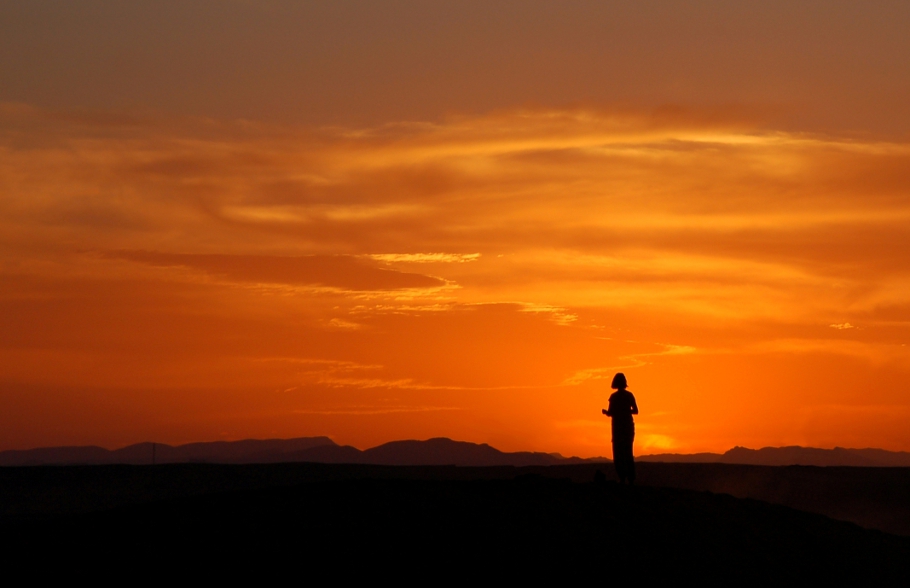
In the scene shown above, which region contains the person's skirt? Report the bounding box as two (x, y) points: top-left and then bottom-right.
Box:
(611, 418), (635, 445)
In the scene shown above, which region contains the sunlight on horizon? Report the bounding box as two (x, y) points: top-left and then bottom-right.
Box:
(2, 2), (910, 456)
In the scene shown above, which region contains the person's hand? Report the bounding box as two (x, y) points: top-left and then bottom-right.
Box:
(602, 409), (608, 415)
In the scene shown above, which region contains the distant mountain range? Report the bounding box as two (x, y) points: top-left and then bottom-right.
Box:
(2, 438), (909, 467)
(0, 437), (606, 467)
(639, 446), (910, 467)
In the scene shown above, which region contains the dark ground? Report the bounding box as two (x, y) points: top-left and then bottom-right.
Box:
(2, 462), (909, 581)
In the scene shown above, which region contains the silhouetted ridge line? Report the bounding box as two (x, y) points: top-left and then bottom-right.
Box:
(0, 436), (609, 467)
(640, 445), (910, 467)
(0, 437), (337, 466)
(293, 437), (605, 467)
(11, 438), (909, 468)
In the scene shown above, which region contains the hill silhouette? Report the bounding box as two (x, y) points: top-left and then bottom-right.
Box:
(6, 466), (909, 582)
(0, 436), (605, 467)
(2, 461), (910, 535)
(641, 445), (910, 467)
(0, 436), (336, 466)
(293, 437), (600, 466)
(5, 436), (910, 467)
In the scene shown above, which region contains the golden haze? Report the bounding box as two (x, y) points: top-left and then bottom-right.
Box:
(2, 103), (910, 455)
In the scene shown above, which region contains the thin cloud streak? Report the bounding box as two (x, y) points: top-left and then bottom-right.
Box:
(294, 406), (462, 416)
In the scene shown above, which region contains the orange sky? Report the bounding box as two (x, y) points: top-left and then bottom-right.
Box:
(2, 2), (910, 455)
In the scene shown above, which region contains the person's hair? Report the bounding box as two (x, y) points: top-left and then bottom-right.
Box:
(611, 372), (627, 389)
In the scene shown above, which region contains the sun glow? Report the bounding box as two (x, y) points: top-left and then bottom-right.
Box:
(2, 98), (909, 455)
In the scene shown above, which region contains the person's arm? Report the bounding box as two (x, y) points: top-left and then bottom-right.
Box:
(630, 394), (639, 415)
(604, 397), (614, 417)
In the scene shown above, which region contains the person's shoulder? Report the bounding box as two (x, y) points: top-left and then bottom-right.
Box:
(610, 390), (634, 401)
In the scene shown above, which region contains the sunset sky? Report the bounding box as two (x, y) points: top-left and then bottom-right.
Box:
(2, 1), (910, 456)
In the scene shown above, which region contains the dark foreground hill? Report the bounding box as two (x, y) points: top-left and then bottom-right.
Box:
(3, 461), (910, 536)
(5, 465), (909, 582)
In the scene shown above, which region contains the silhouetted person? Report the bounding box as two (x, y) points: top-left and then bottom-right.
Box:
(602, 372), (638, 484)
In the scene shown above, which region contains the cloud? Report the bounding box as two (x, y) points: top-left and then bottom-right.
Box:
(747, 338), (910, 366)
(5, 103), (910, 331)
(368, 253), (480, 263)
(516, 303), (578, 326)
(327, 318), (362, 330)
(293, 405), (461, 415)
(109, 251), (446, 290)
(562, 343), (698, 386)
(6, 104), (910, 337)
(4, 104), (910, 453)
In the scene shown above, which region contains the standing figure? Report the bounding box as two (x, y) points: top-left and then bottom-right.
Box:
(602, 372), (639, 484)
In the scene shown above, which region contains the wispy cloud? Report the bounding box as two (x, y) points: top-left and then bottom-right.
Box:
(4, 104), (910, 453)
(108, 250), (445, 291)
(293, 405), (462, 415)
(367, 253), (481, 263)
(562, 343), (698, 386)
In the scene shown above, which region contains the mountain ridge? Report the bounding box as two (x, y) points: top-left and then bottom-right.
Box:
(0, 436), (607, 467)
(3, 437), (910, 467)
(640, 445), (910, 467)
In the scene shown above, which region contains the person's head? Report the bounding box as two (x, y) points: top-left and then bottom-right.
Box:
(611, 372), (627, 390)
